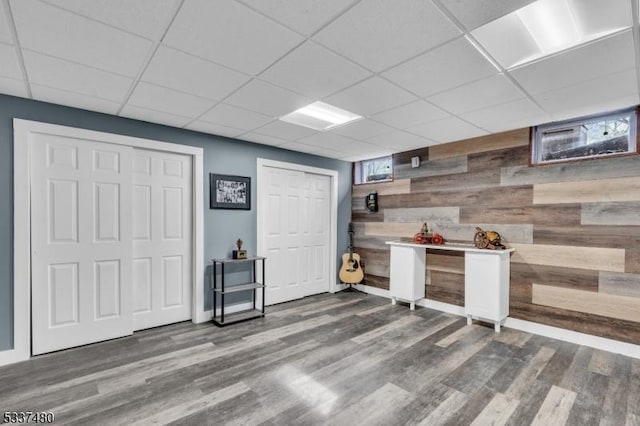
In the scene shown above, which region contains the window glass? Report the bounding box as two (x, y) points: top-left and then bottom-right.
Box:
(532, 108), (637, 165)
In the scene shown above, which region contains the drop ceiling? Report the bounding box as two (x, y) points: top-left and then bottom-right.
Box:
(1, 0), (639, 161)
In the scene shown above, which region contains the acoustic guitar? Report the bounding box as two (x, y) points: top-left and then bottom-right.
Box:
(339, 223), (364, 284)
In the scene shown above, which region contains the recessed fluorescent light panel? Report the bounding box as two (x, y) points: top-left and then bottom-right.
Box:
(280, 101), (361, 131)
(470, 0), (632, 69)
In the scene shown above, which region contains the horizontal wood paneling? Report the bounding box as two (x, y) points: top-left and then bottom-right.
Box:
(533, 225), (640, 249)
(533, 176), (640, 204)
(384, 207), (459, 223)
(394, 147), (428, 166)
(532, 284), (640, 323)
(394, 156), (467, 180)
(429, 270), (464, 295)
(353, 125), (640, 343)
(411, 169), (500, 193)
(426, 251), (465, 274)
(626, 250), (640, 274)
(378, 185), (533, 209)
(363, 274), (389, 290)
(352, 179), (411, 198)
(356, 247), (390, 278)
(460, 205), (582, 227)
(467, 145), (530, 172)
(510, 243), (625, 272)
(511, 263), (599, 293)
(510, 302), (640, 344)
(501, 155), (640, 186)
(599, 272), (640, 298)
(581, 202), (640, 226)
(428, 128), (529, 160)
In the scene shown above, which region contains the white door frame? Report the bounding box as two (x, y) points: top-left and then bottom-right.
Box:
(256, 158), (344, 307)
(6, 119), (206, 366)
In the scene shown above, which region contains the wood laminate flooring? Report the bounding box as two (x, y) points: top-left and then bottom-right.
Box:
(1, 291), (638, 425)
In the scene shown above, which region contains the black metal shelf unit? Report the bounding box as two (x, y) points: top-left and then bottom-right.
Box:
(212, 256), (266, 326)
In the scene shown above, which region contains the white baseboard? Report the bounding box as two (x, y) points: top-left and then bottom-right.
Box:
(355, 284), (640, 359)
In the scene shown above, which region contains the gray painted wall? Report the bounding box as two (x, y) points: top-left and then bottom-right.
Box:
(0, 94), (352, 352)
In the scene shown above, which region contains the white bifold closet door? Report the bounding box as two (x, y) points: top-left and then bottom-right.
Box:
(263, 167), (331, 305)
(131, 149), (192, 330)
(31, 136), (193, 355)
(31, 134), (134, 355)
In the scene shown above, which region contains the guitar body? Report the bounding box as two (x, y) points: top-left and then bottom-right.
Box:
(339, 252), (364, 284)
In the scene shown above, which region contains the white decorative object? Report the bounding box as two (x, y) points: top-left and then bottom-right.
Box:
(411, 156), (420, 168)
(386, 241), (514, 332)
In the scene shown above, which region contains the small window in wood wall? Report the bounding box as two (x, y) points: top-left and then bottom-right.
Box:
(353, 155), (393, 185)
(531, 107), (639, 166)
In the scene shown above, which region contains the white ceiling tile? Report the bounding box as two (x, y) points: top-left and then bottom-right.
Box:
(241, 132), (290, 147)
(238, 0), (357, 35)
(298, 132), (355, 150)
(337, 139), (389, 155)
(142, 46), (250, 101)
(367, 130), (435, 150)
(128, 81), (216, 118)
(342, 150), (396, 161)
(323, 76), (417, 116)
(0, 76), (28, 98)
(0, 5), (13, 44)
(41, 0), (180, 40)
(305, 146), (350, 159)
(438, 0), (536, 31)
(370, 100), (450, 128)
(510, 31), (636, 95)
(329, 119), (396, 140)
(251, 120), (317, 140)
(407, 117), (489, 143)
(23, 51), (132, 103)
(120, 104), (192, 127)
(259, 41), (370, 99)
(382, 37), (499, 97)
(31, 84), (121, 114)
(185, 121), (245, 138)
(427, 74), (524, 115)
(0, 43), (22, 79)
(279, 141), (336, 156)
(199, 103), (273, 131)
(11, 0), (153, 77)
(314, 0), (461, 72)
(533, 68), (639, 119)
(460, 98), (551, 133)
(225, 79), (312, 117)
(163, 0), (303, 75)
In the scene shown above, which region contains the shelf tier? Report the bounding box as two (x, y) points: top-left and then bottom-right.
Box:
(213, 282), (265, 294)
(212, 256), (266, 264)
(212, 309), (264, 326)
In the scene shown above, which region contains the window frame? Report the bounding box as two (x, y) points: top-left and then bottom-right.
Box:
(353, 155), (394, 185)
(530, 107), (639, 167)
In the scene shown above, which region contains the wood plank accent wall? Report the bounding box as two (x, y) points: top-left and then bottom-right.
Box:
(351, 128), (640, 343)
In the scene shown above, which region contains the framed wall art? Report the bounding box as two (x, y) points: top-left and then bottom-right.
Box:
(210, 173), (251, 210)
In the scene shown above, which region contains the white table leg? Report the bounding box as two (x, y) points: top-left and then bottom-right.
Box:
(494, 322), (501, 333)
(410, 301), (415, 310)
(466, 315), (472, 326)
(391, 296), (397, 305)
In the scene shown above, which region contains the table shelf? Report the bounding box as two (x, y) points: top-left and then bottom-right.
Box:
(212, 257), (266, 327)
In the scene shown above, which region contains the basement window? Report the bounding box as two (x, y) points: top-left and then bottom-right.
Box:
(354, 155), (393, 184)
(531, 107), (638, 165)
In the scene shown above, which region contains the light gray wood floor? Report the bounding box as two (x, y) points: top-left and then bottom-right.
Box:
(1, 291), (638, 425)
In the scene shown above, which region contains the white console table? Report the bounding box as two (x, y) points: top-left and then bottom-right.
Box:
(386, 241), (515, 332)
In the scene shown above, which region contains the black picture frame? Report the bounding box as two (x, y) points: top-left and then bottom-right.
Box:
(210, 174), (251, 210)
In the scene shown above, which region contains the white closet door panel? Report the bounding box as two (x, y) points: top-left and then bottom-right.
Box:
(262, 167), (331, 305)
(31, 133), (133, 355)
(132, 149), (192, 330)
